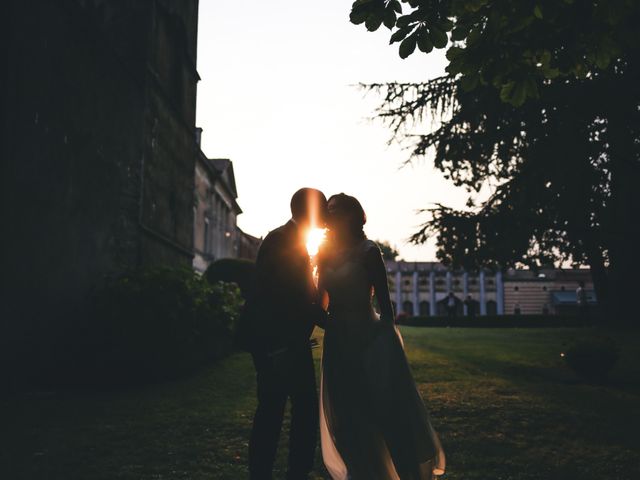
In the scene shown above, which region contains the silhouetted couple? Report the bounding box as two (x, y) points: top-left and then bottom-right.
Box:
(242, 188), (445, 480)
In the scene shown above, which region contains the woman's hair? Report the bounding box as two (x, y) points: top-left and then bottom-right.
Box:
(327, 193), (367, 240)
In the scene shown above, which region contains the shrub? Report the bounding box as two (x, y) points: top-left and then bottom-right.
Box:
(562, 336), (619, 383)
(205, 258), (256, 299)
(56, 267), (242, 387)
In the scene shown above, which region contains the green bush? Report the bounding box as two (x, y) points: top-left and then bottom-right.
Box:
(562, 336), (619, 383)
(58, 267), (242, 387)
(204, 258), (256, 300)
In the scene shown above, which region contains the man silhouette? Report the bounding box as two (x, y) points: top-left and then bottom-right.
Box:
(247, 188), (328, 480)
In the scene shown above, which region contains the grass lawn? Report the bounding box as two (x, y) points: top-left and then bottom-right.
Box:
(1, 327), (639, 480)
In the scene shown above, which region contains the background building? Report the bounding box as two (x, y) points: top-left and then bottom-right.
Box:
(387, 261), (595, 317)
(193, 130), (260, 272)
(387, 261), (503, 317)
(503, 267), (596, 315)
(236, 228), (262, 261)
(193, 144), (242, 272)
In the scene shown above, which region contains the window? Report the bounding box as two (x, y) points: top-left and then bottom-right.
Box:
(192, 206), (197, 248)
(204, 218), (210, 254)
(402, 301), (414, 315)
(419, 301), (430, 316)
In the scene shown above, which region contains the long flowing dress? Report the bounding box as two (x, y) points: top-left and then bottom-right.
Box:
(319, 239), (445, 480)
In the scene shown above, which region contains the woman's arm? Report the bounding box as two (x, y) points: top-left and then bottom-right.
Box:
(364, 246), (395, 324)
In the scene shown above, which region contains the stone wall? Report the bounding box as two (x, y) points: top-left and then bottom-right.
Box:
(1, 0), (200, 375)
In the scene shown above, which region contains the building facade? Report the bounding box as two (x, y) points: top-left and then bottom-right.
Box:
(193, 145), (243, 272)
(502, 267), (595, 315)
(236, 228), (262, 261)
(3, 1), (200, 348)
(387, 261), (504, 317)
(387, 261), (595, 317)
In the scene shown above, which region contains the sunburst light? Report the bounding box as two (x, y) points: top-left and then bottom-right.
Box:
(306, 228), (326, 257)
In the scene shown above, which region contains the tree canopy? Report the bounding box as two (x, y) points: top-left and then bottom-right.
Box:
(349, 0), (640, 318)
(375, 240), (400, 261)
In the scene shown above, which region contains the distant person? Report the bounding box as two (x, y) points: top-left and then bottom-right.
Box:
(244, 188), (328, 480)
(317, 193), (445, 479)
(464, 294), (476, 318)
(446, 291), (457, 317)
(576, 280), (588, 319)
(514, 303), (521, 315)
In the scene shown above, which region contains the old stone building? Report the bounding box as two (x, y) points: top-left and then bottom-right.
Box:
(192, 130), (261, 272)
(502, 267), (595, 315)
(236, 228), (262, 261)
(3, 0), (200, 363)
(193, 144), (242, 272)
(387, 261), (596, 317)
(387, 261), (504, 317)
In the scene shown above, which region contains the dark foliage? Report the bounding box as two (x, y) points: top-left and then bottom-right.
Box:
(563, 336), (620, 383)
(50, 267), (242, 388)
(375, 239), (400, 261)
(204, 258), (256, 300)
(349, 1), (640, 320)
(398, 314), (591, 328)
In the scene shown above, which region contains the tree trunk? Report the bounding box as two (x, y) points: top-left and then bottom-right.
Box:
(586, 250), (609, 323)
(606, 86), (640, 326)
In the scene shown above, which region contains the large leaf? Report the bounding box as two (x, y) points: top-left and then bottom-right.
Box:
(429, 26), (448, 49)
(390, 26), (412, 44)
(396, 14), (414, 29)
(399, 33), (417, 59)
(383, 8), (397, 29)
(350, 7), (369, 25)
(365, 13), (384, 31)
(417, 31), (434, 53)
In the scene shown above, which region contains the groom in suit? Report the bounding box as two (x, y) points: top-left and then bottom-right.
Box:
(247, 188), (328, 480)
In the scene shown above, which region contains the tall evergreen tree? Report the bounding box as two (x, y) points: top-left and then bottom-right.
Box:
(350, 0), (640, 320)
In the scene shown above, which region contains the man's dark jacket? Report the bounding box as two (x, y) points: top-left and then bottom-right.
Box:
(240, 220), (323, 352)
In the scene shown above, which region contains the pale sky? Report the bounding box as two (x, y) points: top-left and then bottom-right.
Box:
(195, 0), (473, 261)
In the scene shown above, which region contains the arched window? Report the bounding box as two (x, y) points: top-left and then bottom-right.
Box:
(402, 301), (414, 315)
(419, 301), (430, 316)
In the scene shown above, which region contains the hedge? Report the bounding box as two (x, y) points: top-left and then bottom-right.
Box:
(49, 267), (243, 388)
(397, 314), (593, 328)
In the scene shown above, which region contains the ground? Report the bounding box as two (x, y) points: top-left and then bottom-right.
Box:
(2, 328), (639, 480)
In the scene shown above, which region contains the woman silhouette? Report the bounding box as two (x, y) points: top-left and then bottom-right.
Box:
(317, 193), (445, 480)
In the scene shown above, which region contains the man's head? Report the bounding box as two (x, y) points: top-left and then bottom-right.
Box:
(290, 188), (328, 229)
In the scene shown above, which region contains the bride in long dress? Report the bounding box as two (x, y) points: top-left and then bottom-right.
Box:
(317, 193), (446, 480)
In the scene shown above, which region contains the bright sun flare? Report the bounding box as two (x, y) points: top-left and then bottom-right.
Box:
(306, 228), (326, 257)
